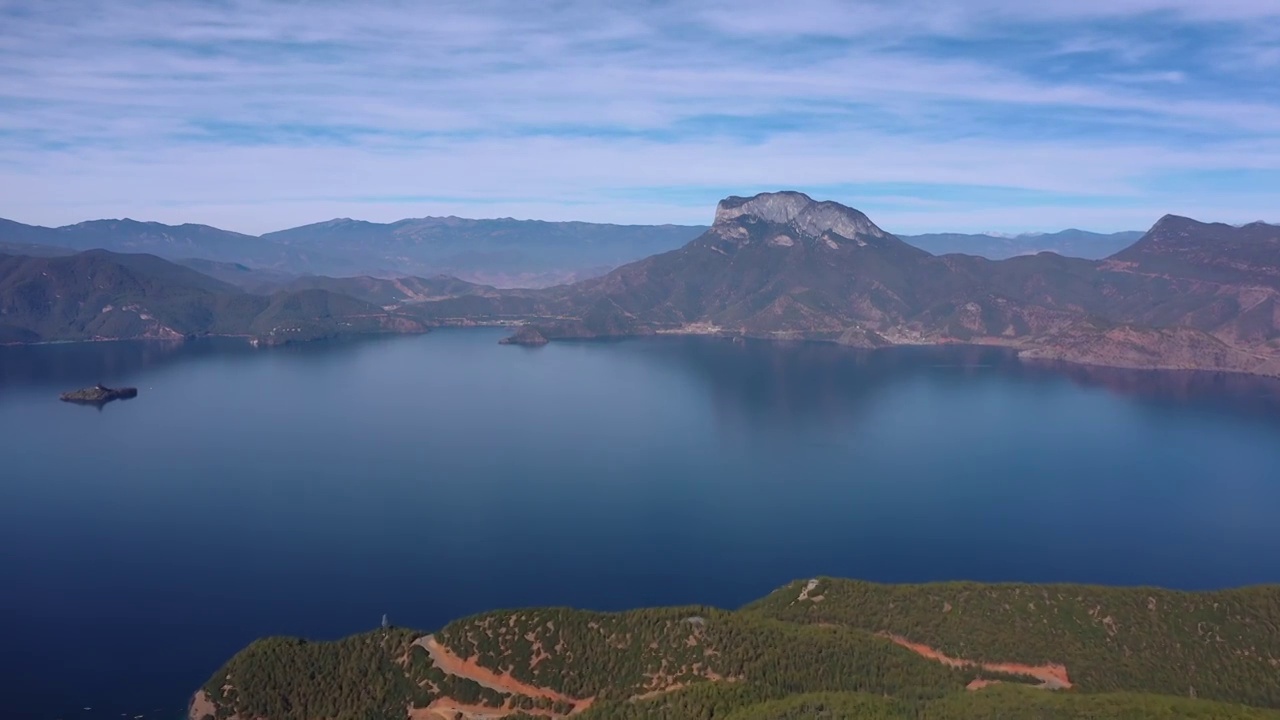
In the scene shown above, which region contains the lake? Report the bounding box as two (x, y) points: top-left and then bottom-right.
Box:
(3, 328), (1280, 719)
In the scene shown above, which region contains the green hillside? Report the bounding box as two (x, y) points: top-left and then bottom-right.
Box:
(746, 578), (1280, 707)
(192, 578), (1280, 720)
(0, 249), (429, 344)
(584, 685), (1280, 720)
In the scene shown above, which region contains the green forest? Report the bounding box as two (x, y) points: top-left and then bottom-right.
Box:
(579, 685), (1280, 720)
(747, 578), (1280, 707)
(194, 578), (1280, 720)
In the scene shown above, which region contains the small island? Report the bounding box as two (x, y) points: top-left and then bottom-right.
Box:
(59, 383), (139, 405)
(499, 325), (549, 346)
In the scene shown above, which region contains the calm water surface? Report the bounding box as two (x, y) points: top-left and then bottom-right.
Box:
(3, 329), (1280, 719)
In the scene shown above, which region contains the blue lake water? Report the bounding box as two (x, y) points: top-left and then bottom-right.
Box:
(3, 328), (1280, 719)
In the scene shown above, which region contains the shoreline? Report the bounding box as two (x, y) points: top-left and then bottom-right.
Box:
(5, 324), (1280, 381)
(540, 327), (1280, 380)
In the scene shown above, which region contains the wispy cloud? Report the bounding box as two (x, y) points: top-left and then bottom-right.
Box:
(0, 0), (1277, 233)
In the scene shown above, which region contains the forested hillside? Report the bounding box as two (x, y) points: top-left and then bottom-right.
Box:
(0, 250), (428, 344)
(191, 578), (1280, 720)
(748, 578), (1280, 708)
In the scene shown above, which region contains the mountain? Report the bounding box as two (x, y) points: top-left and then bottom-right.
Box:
(0, 217), (59, 245)
(277, 274), (495, 306)
(1108, 215), (1280, 286)
(0, 219), (78, 257)
(0, 215), (707, 288)
(173, 257), (500, 307)
(409, 191), (1278, 376)
(261, 217), (708, 287)
(566, 192), (939, 339)
(0, 217), (354, 274)
(190, 577), (1280, 720)
(901, 229), (1143, 259)
(0, 250), (428, 344)
(0, 240), (75, 258)
(173, 258), (300, 294)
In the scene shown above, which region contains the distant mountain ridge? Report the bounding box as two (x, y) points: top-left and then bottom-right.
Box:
(5, 194), (1278, 376)
(0, 215), (708, 288)
(404, 191), (1280, 377)
(900, 229), (1144, 259)
(0, 217), (354, 276)
(2, 213), (1157, 290)
(260, 216), (707, 287)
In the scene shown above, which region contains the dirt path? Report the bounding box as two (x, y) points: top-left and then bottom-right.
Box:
(883, 634), (1072, 689)
(965, 678), (997, 691)
(413, 636), (593, 712)
(410, 699), (562, 720)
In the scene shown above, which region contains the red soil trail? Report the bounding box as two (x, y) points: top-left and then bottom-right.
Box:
(965, 678), (997, 691)
(883, 634), (1072, 689)
(411, 698), (563, 720)
(413, 636), (594, 713)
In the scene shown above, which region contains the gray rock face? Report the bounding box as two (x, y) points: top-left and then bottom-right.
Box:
(714, 191), (888, 241)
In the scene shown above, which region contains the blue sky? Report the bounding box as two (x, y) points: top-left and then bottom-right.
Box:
(1, 0), (1278, 234)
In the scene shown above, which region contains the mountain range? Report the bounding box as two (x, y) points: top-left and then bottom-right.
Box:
(408, 192), (1278, 377)
(260, 217), (707, 287)
(2, 191), (1277, 377)
(0, 216), (708, 288)
(897, 229), (1144, 259)
(0, 214), (1146, 291)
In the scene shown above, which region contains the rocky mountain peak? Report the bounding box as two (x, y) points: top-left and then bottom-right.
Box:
(713, 191), (888, 241)
(1148, 214), (1203, 233)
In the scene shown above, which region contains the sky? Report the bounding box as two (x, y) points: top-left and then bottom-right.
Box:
(1, 0), (1278, 235)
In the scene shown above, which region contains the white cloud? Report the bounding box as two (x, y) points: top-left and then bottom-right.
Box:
(0, 0), (1277, 232)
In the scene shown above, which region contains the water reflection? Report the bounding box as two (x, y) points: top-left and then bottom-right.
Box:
(621, 336), (1280, 426)
(1022, 359), (1280, 418)
(0, 334), (404, 392)
(6, 334), (1280, 424)
(3, 329), (1279, 720)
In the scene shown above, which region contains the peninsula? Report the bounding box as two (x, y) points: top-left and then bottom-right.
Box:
(191, 577), (1280, 720)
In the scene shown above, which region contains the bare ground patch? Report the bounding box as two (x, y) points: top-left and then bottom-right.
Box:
(881, 634), (1072, 690)
(413, 635), (594, 717)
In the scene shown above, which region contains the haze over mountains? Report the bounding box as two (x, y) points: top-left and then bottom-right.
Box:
(0, 215), (707, 288)
(3, 191), (1278, 376)
(261, 217), (707, 287)
(898, 229), (1144, 259)
(0, 213), (1145, 291)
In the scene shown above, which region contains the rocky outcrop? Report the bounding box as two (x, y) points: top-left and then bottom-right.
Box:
(713, 191), (889, 242)
(60, 383), (138, 405)
(499, 325), (549, 346)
